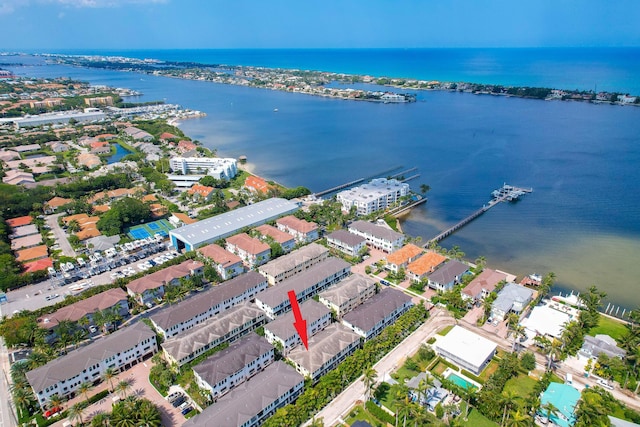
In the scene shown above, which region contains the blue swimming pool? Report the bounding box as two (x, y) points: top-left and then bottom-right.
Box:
(447, 372), (477, 390)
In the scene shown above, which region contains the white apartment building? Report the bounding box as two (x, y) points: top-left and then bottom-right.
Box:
(347, 220), (405, 253)
(336, 178), (410, 215)
(255, 257), (351, 319)
(258, 242), (329, 286)
(264, 300), (332, 355)
(287, 323), (361, 383)
(150, 271), (268, 339)
(341, 287), (413, 341)
(318, 273), (377, 318)
(325, 229), (367, 257)
(183, 361), (304, 427)
(169, 156), (238, 180)
(26, 322), (156, 409)
(193, 333), (274, 401)
(161, 302), (266, 366)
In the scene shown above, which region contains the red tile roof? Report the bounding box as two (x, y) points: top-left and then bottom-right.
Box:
(22, 257), (53, 274)
(6, 216), (33, 228)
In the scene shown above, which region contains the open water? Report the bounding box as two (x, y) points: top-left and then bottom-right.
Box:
(2, 49), (640, 309)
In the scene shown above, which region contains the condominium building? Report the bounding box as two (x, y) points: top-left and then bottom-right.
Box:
(193, 333), (275, 401)
(257, 242), (329, 286)
(255, 257), (351, 319)
(385, 244), (424, 274)
(255, 224), (296, 253)
(126, 260), (204, 305)
(169, 156), (238, 180)
(198, 244), (245, 280)
(183, 361), (304, 427)
(264, 300), (331, 355)
(162, 302), (266, 366)
(341, 287), (413, 341)
(325, 229), (367, 257)
(287, 323), (361, 383)
(26, 322), (156, 409)
(347, 220), (405, 253)
(150, 271), (268, 339)
(275, 215), (319, 243)
(336, 178), (410, 215)
(318, 273), (377, 318)
(225, 233), (271, 269)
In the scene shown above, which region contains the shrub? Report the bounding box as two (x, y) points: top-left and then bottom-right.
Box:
(366, 400), (395, 425)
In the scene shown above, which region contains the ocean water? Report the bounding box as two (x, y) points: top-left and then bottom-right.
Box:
(2, 50), (640, 310)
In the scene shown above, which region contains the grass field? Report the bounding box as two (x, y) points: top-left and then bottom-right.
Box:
(478, 360), (500, 382)
(589, 316), (628, 342)
(458, 408), (498, 427)
(503, 374), (538, 398)
(344, 404), (386, 427)
(437, 325), (454, 336)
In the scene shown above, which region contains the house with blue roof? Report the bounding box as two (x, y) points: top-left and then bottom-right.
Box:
(539, 382), (580, 427)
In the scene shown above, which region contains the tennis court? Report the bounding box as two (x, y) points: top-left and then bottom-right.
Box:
(127, 219), (174, 240)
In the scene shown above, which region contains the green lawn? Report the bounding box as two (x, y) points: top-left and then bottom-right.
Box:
(458, 408), (498, 427)
(503, 374), (537, 398)
(344, 404), (386, 427)
(589, 316), (628, 342)
(392, 364), (420, 384)
(437, 325), (454, 336)
(478, 360), (499, 382)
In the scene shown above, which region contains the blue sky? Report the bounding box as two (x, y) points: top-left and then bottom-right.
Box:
(1, 0), (639, 50)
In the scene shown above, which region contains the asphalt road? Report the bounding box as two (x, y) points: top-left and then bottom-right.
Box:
(46, 213), (76, 258)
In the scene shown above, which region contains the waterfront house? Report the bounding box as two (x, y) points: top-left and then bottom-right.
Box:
(407, 252), (447, 283)
(187, 184), (215, 201)
(426, 260), (470, 292)
(336, 178), (410, 216)
(462, 268), (508, 302)
(491, 283), (534, 321)
(435, 326), (496, 375)
(244, 175), (273, 194)
(385, 243), (424, 274)
(580, 334), (626, 360)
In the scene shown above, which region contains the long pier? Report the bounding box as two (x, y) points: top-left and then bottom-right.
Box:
(313, 165), (404, 198)
(425, 184), (532, 246)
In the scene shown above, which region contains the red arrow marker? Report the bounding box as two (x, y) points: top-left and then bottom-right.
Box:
(288, 290), (308, 350)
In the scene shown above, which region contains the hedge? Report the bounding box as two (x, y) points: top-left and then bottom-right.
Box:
(366, 400), (395, 425)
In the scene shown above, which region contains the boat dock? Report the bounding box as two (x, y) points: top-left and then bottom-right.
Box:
(313, 165), (405, 198)
(425, 183), (532, 246)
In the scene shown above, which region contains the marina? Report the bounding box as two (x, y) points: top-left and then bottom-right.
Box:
(426, 184), (533, 246)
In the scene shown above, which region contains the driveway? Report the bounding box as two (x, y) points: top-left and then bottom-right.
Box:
(46, 213), (76, 257)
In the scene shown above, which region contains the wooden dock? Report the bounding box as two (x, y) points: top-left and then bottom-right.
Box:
(312, 165), (405, 198)
(425, 184), (532, 246)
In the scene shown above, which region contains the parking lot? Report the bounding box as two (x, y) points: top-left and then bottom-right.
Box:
(0, 237), (179, 317)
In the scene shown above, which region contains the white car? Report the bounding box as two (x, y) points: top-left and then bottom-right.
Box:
(138, 263), (150, 271)
(597, 379), (614, 390)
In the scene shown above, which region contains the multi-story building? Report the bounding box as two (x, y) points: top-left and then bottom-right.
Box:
(257, 242), (328, 286)
(264, 300), (331, 355)
(255, 257), (351, 319)
(336, 178), (410, 215)
(325, 229), (367, 257)
(198, 244), (244, 280)
(341, 287), (413, 341)
(288, 323), (361, 383)
(347, 220), (405, 253)
(491, 283), (534, 321)
(426, 260), (470, 292)
(169, 156), (238, 180)
(407, 252), (447, 283)
(183, 361), (304, 427)
(225, 233), (271, 269)
(255, 224), (296, 253)
(162, 302), (266, 366)
(462, 268), (508, 302)
(126, 260), (204, 305)
(26, 322), (156, 409)
(385, 243), (424, 274)
(193, 333), (274, 401)
(275, 215), (319, 243)
(149, 271), (268, 339)
(318, 273), (377, 318)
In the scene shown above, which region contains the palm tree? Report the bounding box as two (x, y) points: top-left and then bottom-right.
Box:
(309, 417), (324, 427)
(11, 386), (34, 419)
(102, 367), (116, 392)
(137, 398), (162, 427)
(507, 409), (531, 427)
(540, 402), (559, 425)
(116, 380), (131, 399)
(78, 381), (93, 404)
(47, 394), (65, 412)
(394, 384), (411, 427)
(500, 390), (519, 426)
(67, 402), (85, 426)
(90, 413), (110, 426)
(362, 366), (377, 401)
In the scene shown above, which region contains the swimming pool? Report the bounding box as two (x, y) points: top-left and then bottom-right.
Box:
(447, 372), (477, 390)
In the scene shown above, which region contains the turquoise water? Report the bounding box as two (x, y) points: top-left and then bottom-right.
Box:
(3, 51), (640, 310)
(447, 373), (477, 390)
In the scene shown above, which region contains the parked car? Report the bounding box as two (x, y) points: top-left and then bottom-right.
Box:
(172, 397), (185, 408)
(181, 406), (193, 415)
(44, 407), (62, 418)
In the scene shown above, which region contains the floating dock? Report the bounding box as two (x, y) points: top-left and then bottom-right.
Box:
(425, 183), (532, 246)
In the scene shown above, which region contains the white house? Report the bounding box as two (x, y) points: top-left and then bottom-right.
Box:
(336, 178), (410, 216)
(435, 326), (497, 375)
(347, 220), (405, 253)
(325, 229), (367, 257)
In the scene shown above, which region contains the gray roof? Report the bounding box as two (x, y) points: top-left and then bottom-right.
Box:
(26, 322), (155, 394)
(318, 273), (376, 307)
(150, 271), (267, 331)
(264, 300), (331, 342)
(258, 243), (328, 278)
(348, 220), (404, 242)
(162, 303), (265, 363)
(581, 335), (626, 359)
(255, 257), (351, 308)
(609, 416), (640, 427)
(326, 229), (366, 247)
(287, 323), (360, 376)
(342, 287), (413, 333)
(427, 260), (469, 285)
(192, 333), (273, 388)
(84, 235), (120, 252)
(169, 198), (299, 248)
(183, 361), (304, 427)
(493, 283), (534, 313)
